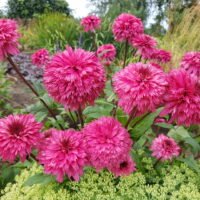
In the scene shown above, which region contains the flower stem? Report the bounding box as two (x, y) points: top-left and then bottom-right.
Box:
(78, 107), (84, 128)
(68, 109), (80, 130)
(123, 40), (129, 68)
(7, 56), (64, 130)
(125, 108), (137, 128)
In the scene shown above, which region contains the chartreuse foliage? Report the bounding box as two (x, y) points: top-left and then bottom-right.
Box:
(1, 156), (200, 200)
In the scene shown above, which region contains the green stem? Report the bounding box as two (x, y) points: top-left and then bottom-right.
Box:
(123, 40), (129, 68)
(78, 107), (84, 128)
(125, 108), (137, 128)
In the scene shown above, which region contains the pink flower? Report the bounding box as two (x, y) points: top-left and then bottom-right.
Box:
(150, 134), (181, 161)
(0, 19), (20, 61)
(150, 62), (163, 70)
(131, 34), (157, 59)
(83, 117), (133, 171)
(38, 129), (87, 182)
(113, 63), (167, 115)
(160, 69), (200, 126)
(150, 49), (172, 63)
(97, 44), (116, 66)
(108, 155), (136, 177)
(0, 114), (42, 163)
(31, 48), (50, 67)
(180, 52), (200, 78)
(112, 13), (144, 43)
(44, 46), (106, 111)
(81, 15), (101, 32)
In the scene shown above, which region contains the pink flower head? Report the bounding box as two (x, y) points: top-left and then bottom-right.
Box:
(150, 49), (172, 63)
(44, 47), (106, 111)
(113, 63), (167, 115)
(31, 48), (50, 67)
(83, 117), (133, 171)
(108, 155), (136, 177)
(112, 13), (144, 43)
(131, 34), (157, 59)
(38, 129), (87, 182)
(150, 134), (181, 161)
(97, 44), (116, 66)
(81, 15), (101, 32)
(160, 69), (200, 126)
(0, 19), (20, 61)
(0, 114), (42, 163)
(180, 52), (200, 78)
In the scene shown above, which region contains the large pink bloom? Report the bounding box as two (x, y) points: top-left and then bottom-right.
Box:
(113, 63), (167, 115)
(160, 69), (200, 126)
(150, 134), (181, 161)
(83, 117), (133, 171)
(38, 129), (87, 182)
(31, 48), (50, 67)
(112, 13), (144, 43)
(97, 44), (116, 66)
(131, 34), (157, 59)
(81, 15), (101, 32)
(0, 114), (42, 163)
(180, 52), (200, 78)
(108, 155), (136, 177)
(0, 19), (20, 61)
(44, 47), (106, 111)
(150, 49), (172, 63)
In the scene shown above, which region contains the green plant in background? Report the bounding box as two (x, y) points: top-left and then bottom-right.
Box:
(7, 0), (70, 19)
(1, 158), (200, 200)
(161, 5), (200, 68)
(20, 12), (80, 51)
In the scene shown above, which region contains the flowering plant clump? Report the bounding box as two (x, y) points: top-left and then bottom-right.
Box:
(0, 12), (200, 194)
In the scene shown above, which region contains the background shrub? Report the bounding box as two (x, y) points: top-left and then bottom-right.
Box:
(21, 12), (80, 51)
(7, 0), (70, 19)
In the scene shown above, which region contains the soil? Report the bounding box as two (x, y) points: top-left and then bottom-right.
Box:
(6, 53), (43, 107)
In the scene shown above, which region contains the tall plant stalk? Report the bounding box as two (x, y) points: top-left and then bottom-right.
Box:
(123, 40), (129, 68)
(7, 56), (64, 130)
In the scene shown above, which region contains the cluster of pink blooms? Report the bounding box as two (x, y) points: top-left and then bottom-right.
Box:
(44, 46), (106, 111)
(0, 114), (136, 182)
(83, 117), (136, 176)
(150, 134), (181, 161)
(180, 51), (200, 78)
(0, 19), (20, 61)
(97, 44), (116, 66)
(81, 15), (101, 32)
(112, 13), (171, 64)
(113, 63), (167, 115)
(31, 48), (50, 67)
(1, 14), (200, 183)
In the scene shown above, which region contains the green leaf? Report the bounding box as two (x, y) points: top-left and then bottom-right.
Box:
(179, 155), (200, 174)
(155, 123), (174, 129)
(130, 108), (162, 139)
(168, 126), (200, 153)
(24, 173), (55, 186)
